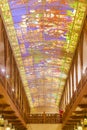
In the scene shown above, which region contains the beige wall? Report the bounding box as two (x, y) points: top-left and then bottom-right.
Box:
(27, 124), (62, 130)
(0, 127), (4, 130)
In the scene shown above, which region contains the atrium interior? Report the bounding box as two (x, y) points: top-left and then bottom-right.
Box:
(0, 0), (87, 130)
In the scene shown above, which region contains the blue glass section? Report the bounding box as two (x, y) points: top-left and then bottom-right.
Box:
(11, 7), (27, 16)
(9, 0), (26, 9)
(32, 2), (73, 11)
(14, 24), (20, 29)
(13, 16), (22, 23)
(44, 34), (66, 41)
(22, 53), (29, 57)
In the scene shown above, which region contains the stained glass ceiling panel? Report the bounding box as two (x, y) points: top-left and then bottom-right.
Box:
(0, 0), (87, 112)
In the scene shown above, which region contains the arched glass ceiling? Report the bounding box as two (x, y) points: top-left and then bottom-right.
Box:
(0, 0), (87, 113)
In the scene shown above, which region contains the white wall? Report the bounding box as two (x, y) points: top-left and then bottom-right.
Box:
(27, 124), (62, 130)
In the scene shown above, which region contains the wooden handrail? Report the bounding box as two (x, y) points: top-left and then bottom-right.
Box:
(62, 69), (87, 125)
(0, 69), (28, 123)
(28, 113), (62, 124)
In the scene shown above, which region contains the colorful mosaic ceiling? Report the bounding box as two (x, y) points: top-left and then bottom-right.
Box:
(0, 0), (87, 112)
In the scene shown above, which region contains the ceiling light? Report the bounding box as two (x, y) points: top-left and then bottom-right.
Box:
(38, 0), (42, 2)
(45, 51), (49, 54)
(22, 15), (26, 18)
(6, 126), (11, 130)
(1, 68), (5, 73)
(83, 116), (87, 126)
(36, 25), (39, 28)
(67, 40), (70, 44)
(36, 14), (39, 18)
(50, 13), (54, 18)
(30, 10), (35, 13)
(6, 75), (10, 79)
(77, 126), (82, 130)
(73, 9), (76, 15)
(46, 9), (50, 11)
(0, 115), (4, 126)
(75, 107), (82, 111)
(34, 21), (38, 24)
(12, 88), (15, 92)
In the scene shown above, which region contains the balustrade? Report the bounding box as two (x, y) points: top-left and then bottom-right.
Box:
(59, 18), (87, 128)
(0, 16), (30, 123)
(28, 113), (62, 124)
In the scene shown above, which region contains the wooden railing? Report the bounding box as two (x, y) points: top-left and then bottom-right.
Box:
(0, 69), (26, 122)
(28, 113), (62, 124)
(0, 16), (30, 124)
(63, 68), (87, 122)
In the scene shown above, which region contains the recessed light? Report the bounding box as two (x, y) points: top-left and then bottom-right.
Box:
(6, 75), (10, 79)
(12, 88), (15, 92)
(73, 9), (76, 15)
(1, 68), (5, 73)
(38, 0), (42, 2)
(30, 10), (35, 13)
